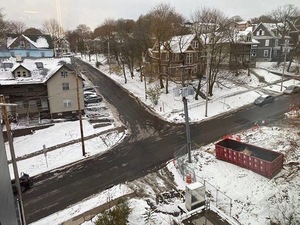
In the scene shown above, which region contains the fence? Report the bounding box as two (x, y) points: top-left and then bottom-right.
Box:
(174, 145), (234, 218)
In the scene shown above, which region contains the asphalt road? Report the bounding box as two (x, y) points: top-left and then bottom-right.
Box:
(23, 60), (300, 223)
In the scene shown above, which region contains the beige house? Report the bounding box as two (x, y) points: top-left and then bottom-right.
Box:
(46, 65), (84, 119)
(0, 59), (84, 121)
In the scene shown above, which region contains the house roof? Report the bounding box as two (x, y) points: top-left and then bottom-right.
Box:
(161, 34), (196, 53)
(0, 57), (73, 85)
(6, 34), (54, 49)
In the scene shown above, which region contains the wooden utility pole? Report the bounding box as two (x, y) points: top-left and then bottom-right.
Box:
(74, 61), (86, 156)
(0, 95), (26, 225)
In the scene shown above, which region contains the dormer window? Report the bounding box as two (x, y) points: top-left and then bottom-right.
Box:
(246, 35), (251, 42)
(35, 62), (44, 69)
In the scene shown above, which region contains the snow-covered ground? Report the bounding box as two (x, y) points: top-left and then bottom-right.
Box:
(5, 55), (300, 225)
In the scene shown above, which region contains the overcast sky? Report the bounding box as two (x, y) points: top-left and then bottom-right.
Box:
(2, 0), (300, 31)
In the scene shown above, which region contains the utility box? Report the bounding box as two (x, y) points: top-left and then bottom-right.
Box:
(185, 182), (205, 211)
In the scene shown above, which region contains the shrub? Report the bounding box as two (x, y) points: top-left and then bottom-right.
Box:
(95, 198), (131, 225)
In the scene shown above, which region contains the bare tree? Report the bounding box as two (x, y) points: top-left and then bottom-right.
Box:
(42, 18), (62, 39)
(146, 3), (185, 89)
(6, 20), (26, 34)
(191, 7), (229, 98)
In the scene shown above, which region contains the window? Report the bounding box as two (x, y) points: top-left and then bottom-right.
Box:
(275, 39), (279, 46)
(265, 39), (269, 47)
(62, 82), (69, 90)
(23, 71), (27, 77)
(17, 71), (21, 77)
(273, 50), (277, 56)
(186, 53), (193, 64)
(258, 29), (264, 36)
(263, 50), (269, 57)
(63, 99), (71, 108)
(41, 99), (49, 111)
(26, 52), (30, 57)
(20, 41), (25, 48)
(246, 35), (251, 42)
(192, 41), (199, 48)
(61, 70), (68, 77)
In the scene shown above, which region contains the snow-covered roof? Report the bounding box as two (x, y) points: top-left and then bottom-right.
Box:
(7, 37), (17, 48)
(22, 34), (49, 49)
(6, 34), (54, 49)
(162, 34), (196, 53)
(0, 57), (72, 85)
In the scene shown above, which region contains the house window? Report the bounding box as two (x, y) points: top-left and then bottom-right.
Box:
(20, 41), (25, 48)
(41, 99), (49, 111)
(257, 29), (264, 36)
(265, 40), (269, 47)
(23, 71), (27, 77)
(275, 39), (279, 46)
(192, 41), (199, 48)
(62, 82), (69, 90)
(17, 71), (21, 77)
(63, 99), (71, 107)
(263, 50), (269, 57)
(61, 71), (68, 77)
(186, 53), (193, 64)
(246, 35), (251, 42)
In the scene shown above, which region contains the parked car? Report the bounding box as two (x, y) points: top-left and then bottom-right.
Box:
(283, 85), (300, 94)
(84, 94), (103, 105)
(83, 86), (96, 92)
(254, 95), (275, 106)
(83, 91), (96, 98)
(12, 172), (33, 194)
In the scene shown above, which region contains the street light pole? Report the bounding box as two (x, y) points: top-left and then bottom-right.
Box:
(73, 59), (86, 156)
(205, 48), (210, 117)
(183, 95), (192, 163)
(173, 64), (194, 163)
(281, 38), (288, 91)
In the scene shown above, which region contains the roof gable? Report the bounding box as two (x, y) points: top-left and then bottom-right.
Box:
(6, 34), (54, 49)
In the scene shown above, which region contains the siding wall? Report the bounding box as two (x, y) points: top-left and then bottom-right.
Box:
(47, 68), (84, 117)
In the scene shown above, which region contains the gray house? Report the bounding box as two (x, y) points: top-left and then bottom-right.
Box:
(252, 23), (291, 62)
